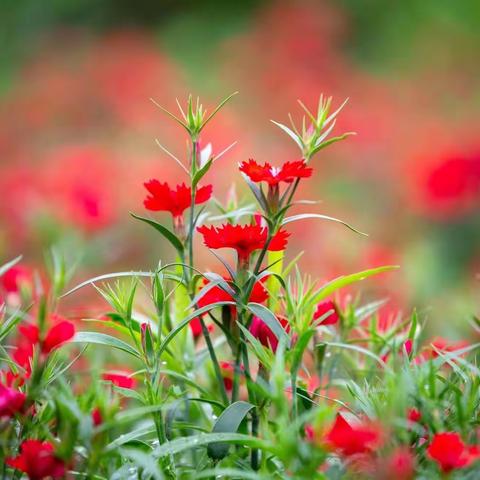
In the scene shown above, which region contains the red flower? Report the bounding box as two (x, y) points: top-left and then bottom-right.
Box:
(239, 159), (312, 186)
(197, 277), (268, 309)
(380, 447), (415, 480)
(6, 440), (65, 480)
(249, 316), (290, 353)
(427, 432), (480, 473)
(325, 413), (383, 456)
(1, 265), (33, 294)
(0, 381), (25, 417)
(197, 224), (289, 261)
(92, 407), (103, 426)
(220, 361), (234, 391)
(13, 318), (75, 370)
(42, 320), (75, 354)
(313, 300), (339, 325)
(102, 372), (136, 389)
(189, 317), (214, 338)
(407, 408), (421, 423)
(414, 337), (470, 364)
(143, 181), (212, 218)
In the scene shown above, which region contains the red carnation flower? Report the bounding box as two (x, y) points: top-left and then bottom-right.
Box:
(102, 372), (136, 389)
(42, 320), (76, 354)
(197, 224), (289, 261)
(0, 381), (25, 417)
(143, 180), (212, 218)
(6, 439), (66, 480)
(313, 300), (340, 325)
(13, 318), (75, 373)
(195, 277), (268, 327)
(427, 432), (480, 473)
(197, 277), (268, 309)
(249, 315), (290, 353)
(239, 159), (312, 186)
(325, 413), (383, 457)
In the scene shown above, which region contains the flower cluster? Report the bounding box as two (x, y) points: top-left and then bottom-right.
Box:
(1, 94), (479, 480)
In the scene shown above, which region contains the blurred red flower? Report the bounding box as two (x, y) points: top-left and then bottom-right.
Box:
(92, 407), (103, 426)
(407, 408), (421, 423)
(42, 146), (119, 232)
(313, 300), (340, 325)
(0, 265), (34, 306)
(239, 159), (312, 186)
(324, 413), (383, 456)
(249, 315), (290, 353)
(41, 320), (76, 354)
(379, 447), (416, 480)
(219, 361), (235, 391)
(102, 372), (136, 389)
(0, 381), (25, 418)
(427, 432), (480, 473)
(189, 317), (214, 338)
(144, 181), (212, 218)
(13, 317), (75, 372)
(197, 224), (289, 261)
(6, 439), (65, 480)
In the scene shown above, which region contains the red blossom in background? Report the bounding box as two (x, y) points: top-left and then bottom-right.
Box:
(41, 319), (76, 354)
(1, 265), (33, 295)
(197, 223), (289, 261)
(379, 447), (416, 480)
(407, 408), (421, 424)
(324, 413), (383, 457)
(418, 153), (480, 218)
(313, 300), (340, 325)
(189, 317), (214, 338)
(249, 315), (290, 353)
(0, 381), (25, 418)
(92, 408), (103, 426)
(239, 159), (312, 186)
(219, 361), (235, 391)
(143, 181), (212, 218)
(6, 439), (66, 480)
(13, 317), (75, 373)
(414, 337), (470, 364)
(102, 372), (136, 389)
(427, 432), (480, 473)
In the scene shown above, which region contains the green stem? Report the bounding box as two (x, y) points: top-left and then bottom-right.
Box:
(199, 316), (229, 405)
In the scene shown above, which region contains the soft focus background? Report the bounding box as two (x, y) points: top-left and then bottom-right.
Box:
(1, 0), (479, 336)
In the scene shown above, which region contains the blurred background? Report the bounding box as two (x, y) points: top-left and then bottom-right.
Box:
(1, 0), (479, 336)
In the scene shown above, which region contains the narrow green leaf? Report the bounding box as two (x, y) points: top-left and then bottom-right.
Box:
(192, 158), (213, 189)
(246, 303), (290, 347)
(72, 332), (141, 359)
(62, 271), (156, 298)
(309, 265), (399, 306)
(270, 120), (303, 149)
(153, 432), (262, 458)
(207, 401), (255, 459)
(131, 213), (184, 256)
(158, 301), (236, 357)
(0, 255), (22, 277)
(282, 213), (367, 236)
